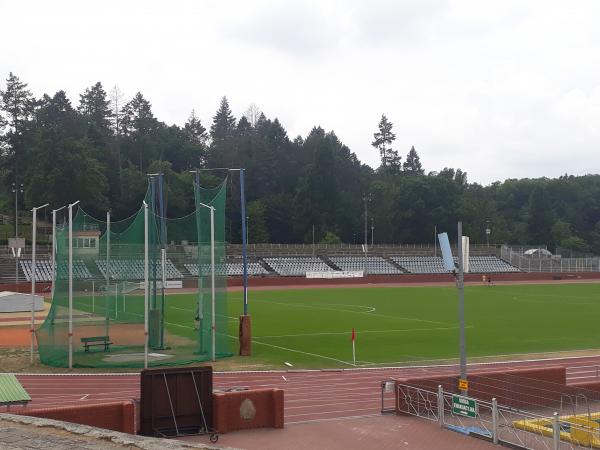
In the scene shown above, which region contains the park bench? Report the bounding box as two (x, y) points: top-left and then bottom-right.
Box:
(81, 335), (113, 352)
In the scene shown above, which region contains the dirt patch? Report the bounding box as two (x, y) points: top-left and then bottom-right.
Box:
(0, 326), (31, 347)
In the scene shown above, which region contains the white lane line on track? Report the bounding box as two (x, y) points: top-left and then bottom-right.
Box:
(79, 394), (89, 400)
(285, 413), (381, 425)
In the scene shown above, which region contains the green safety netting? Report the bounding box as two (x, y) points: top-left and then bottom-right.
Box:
(36, 178), (231, 368)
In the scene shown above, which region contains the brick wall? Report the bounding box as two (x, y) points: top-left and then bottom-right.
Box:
(17, 401), (136, 434)
(213, 388), (284, 433)
(396, 367), (578, 411)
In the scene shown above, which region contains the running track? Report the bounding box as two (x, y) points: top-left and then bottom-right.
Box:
(8, 355), (600, 424)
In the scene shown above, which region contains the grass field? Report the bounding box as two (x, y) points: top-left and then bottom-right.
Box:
(57, 282), (600, 369)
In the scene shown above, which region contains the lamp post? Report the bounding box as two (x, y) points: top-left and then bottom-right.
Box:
(485, 220), (492, 247)
(12, 183), (23, 287)
(371, 217), (374, 246)
(12, 183), (23, 238)
(30, 203), (49, 363)
(363, 194), (371, 276)
(198, 201), (216, 362)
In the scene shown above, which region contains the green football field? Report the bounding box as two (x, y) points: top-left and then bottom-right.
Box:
(71, 282), (600, 369)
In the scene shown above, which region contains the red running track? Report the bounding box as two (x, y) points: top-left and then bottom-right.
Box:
(9, 355), (600, 424)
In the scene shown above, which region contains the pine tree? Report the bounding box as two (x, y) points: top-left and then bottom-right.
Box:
(121, 92), (156, 136)
(372, 114), (400, 170)
(0, 73), (34, 232)
(183, 109), (207, 145)
(210, 96), (236, 143)
(78, 82), (113, 133)
(403, 146), (424, 175)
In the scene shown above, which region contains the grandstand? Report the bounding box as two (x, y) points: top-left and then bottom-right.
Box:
(184, 261), (268, 277)
(392, 255), (520, 274)
(329, 256), (403, 274)
(392, 256), (447, 274)
(96, 259), (183, 280)
(20, 259), (92, 282)
(18, 243), (600, 283)
(468, 255), (520, 273)
(262, 257), (331, 276)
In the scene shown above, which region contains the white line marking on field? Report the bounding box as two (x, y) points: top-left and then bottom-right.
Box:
(257, 326), (471, 339)
(79, 394), (89, 400)
(256, 299), (448, 325)
(228, 334), (355, 366)
(171, 306), (193, 312)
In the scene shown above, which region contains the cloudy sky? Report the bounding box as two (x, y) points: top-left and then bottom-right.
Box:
(1, 0), (600, 185)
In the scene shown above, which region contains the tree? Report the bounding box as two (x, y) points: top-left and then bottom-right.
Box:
(244, 103), (262, 127)
(208, 96), (237, 168)
(403, 146), (424, 175)
(184, 110), (207, 146)
(78, 82), (113, 134)
(247, 200), (269, 243)
(120, 92), (158, 170)
(121, 92), (156, 136)
(527, 186), (554, 246)
(210, 96), (236, 143)
(372, 114), (400, 170)
(0, 73), (34, 233)
(320, 231), (342, 244)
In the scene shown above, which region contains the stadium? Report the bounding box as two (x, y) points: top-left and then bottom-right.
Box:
(1, 169), (600, 450)
(3, 2), (600, 448)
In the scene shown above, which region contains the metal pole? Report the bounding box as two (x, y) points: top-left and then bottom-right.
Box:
(68, 201), (79, 369)
(31, 204), (49, 363)
(31, 207), (36, 363)
(434, 225), (437, 257)
(144, 201), (149, 369)
(51, 206), (66, 301)
(552, 412), (560, 450)
(457, 221), (467, 392)
(364, 195), (368, 276)
(210, 206), (216, 362)
(105, 210), (110, 338)
(51, 209), (56, 299)
(240, 168), (248, 315)
(492, 398), (498, 444)
(438, 385), (444, 427)
(68, 204), (72, 369)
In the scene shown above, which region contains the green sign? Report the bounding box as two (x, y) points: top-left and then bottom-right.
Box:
(452, 394), (477, 418)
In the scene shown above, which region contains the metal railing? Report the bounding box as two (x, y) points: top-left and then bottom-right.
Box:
(390, 382), (599, 449)
(501, 245), (600, 273)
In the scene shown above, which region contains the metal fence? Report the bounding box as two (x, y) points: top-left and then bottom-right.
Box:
(390, 382), (600, 449)
(501, 245), (600, 273)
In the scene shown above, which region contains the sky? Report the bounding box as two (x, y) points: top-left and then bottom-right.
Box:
(1, 0), (600, 185)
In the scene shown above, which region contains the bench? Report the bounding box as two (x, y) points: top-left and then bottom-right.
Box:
(81, 335), (113, 352)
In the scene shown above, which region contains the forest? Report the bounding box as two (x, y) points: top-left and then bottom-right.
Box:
(1, 72), (599, 254)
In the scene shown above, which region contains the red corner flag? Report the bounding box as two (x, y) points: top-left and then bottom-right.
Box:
(351, 328), (356, 342)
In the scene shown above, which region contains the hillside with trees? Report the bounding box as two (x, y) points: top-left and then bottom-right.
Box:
(1, 73), (599, 254)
